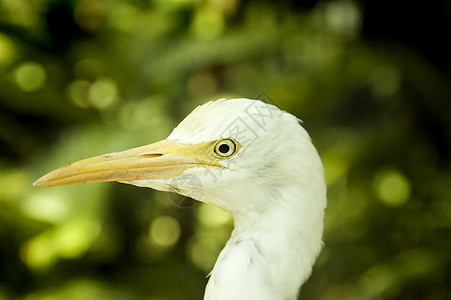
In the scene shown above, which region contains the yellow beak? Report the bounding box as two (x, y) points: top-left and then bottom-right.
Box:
(33, 140), (219, 187)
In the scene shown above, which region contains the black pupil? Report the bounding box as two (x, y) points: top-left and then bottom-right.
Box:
(218, 143), (230, 154)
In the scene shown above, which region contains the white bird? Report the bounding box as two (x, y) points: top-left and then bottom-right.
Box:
(34, 98), (327, 300)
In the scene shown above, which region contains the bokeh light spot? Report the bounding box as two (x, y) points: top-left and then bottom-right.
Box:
(196, 203), (231, 228)
(23, 192), (70, 223)
(149, 215), (181, 247)
(21, 233), (57, 273)
(373, 168), (411, 206)
(355, 264), (395, 298)
(108, 3), (141, 32)
(119, 97), (170, 131)
(0, 33), (16, 67)
(88, 77), (119, 109)
(322, 150), (349, 185)
(74, 0), (104, 30)
(21, 220), (100, 272)
(192, 6), (225, 39)
(0, 168), (29, 201)
(371, 64), (401, 98)
(187, 236), (218, 273)
(2, 0), (38, 27)
(14, 62), (46, 92)
(319, 0), (361, 36)
(67, 79), (91, 107)
(54, 220), (100, 259)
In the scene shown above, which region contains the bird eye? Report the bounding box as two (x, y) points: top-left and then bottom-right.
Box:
(214, 139), (237, 158)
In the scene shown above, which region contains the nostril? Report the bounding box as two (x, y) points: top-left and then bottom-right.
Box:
(140, 153), (163, 158)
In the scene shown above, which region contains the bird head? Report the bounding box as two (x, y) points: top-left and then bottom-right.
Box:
(34, 98), (324, 216)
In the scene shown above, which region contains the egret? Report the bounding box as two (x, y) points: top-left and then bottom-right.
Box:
(34, 98), (327, 300)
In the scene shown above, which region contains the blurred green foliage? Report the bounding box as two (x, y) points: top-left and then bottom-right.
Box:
(1, 0), (450, 299)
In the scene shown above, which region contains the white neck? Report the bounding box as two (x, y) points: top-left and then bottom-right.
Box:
(203, 185), (326, 300)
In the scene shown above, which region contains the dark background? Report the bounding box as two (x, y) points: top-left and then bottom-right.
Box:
(0, 0), (450, 299)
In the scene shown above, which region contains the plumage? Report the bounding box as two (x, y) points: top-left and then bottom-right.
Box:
(34, 98), (327, 300)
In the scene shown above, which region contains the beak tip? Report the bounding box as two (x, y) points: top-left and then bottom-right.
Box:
(33, 178), (46, 187)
